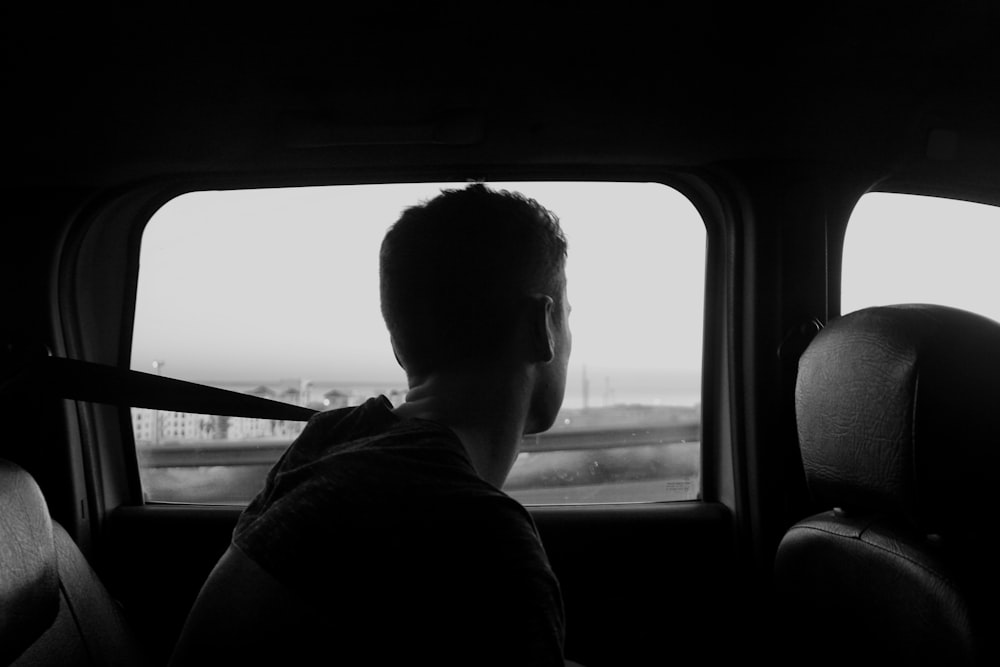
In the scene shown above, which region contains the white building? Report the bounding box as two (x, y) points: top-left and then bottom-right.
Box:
(131, 408), (211, 445)
(131, 380), (390, 445)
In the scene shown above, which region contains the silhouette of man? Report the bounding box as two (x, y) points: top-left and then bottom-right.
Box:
(171, 184), (575, 666)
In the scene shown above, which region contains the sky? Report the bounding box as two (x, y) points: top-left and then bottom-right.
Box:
(130, 182), (707, 407)
(132, 185), (1000, 408)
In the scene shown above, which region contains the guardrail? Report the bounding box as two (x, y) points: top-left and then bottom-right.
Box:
(136, 422), (700, 468)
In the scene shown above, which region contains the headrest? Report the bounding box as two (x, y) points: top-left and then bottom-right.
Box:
(0, 458), (58, 664)
(796, 304), (1000, 536)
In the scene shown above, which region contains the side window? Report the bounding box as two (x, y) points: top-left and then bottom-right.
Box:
(842, 192), (1000, 320)
(131, 182), (706, 505)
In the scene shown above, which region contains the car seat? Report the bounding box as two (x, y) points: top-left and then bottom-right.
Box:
(774, 304), (1000, 666)
(0, 458), (148, 666)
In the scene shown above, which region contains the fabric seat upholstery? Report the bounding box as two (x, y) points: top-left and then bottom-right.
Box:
(0, 459), (59, 664)
(0, 458), (147, 666)
(774, 304), (1000, 666)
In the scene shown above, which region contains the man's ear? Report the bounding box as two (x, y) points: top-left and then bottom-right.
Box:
(528, 295), (556, 364)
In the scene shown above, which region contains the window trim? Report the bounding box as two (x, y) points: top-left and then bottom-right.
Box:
(57, 168), (735, 536)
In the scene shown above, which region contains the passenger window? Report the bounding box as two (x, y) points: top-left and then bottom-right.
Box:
(130, 182), (705, 505)
(842, 192), (1000, 320)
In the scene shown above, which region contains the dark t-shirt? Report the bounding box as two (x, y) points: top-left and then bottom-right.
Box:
(233, 396), (565, 665)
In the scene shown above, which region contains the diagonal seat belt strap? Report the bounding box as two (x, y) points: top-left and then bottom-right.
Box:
(1, 354), (317, 421)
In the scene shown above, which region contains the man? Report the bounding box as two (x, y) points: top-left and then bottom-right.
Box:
(170, 184), (574, 665)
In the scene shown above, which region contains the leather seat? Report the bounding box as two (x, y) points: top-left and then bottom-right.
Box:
(774, 304), (1000, 666)
(0, 458), (147, 666)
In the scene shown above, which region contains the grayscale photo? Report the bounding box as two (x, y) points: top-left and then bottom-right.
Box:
(2, 3), (999, 666)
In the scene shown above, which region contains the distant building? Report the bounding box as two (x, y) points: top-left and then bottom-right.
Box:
(132, 380), (401, 445)
(278, 386), (301, 406)
(323, 389), (350, 410)
(247, 385), (275, 399)
(131, 408), (211, 445)
(229, 384), (305, 440)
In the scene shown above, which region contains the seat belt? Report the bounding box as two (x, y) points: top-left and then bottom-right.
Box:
(0, 341), (316, 421)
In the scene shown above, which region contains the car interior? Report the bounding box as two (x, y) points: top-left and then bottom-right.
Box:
(3, 4), (1000, 665)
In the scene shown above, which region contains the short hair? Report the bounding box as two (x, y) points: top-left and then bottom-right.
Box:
(380, 184), (567, 375)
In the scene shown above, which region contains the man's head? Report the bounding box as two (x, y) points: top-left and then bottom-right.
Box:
(379, 184), (568, 383)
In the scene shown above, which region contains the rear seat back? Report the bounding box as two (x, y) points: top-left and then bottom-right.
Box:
(0, 458), (148, 666)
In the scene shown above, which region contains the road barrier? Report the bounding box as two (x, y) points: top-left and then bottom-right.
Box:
(136, 422), (700, 468)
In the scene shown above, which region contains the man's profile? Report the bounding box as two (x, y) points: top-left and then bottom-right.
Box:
(170, 184), (573, 666)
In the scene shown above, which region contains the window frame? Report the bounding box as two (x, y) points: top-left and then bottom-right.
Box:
(54, 168), (738, 542)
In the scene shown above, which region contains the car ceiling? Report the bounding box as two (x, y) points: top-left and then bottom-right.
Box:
(3, 4), (1000, 193)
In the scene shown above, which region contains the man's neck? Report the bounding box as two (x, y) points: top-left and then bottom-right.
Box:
(393, 367), (531, 488)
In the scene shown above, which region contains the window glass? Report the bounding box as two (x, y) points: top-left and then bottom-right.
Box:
(131, 182), (705, 505)
(842, 192), (1000, 321)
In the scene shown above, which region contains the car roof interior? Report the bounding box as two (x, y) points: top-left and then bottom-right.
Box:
(4, 3), (1000, 665)
(6, 4), (1000, 194)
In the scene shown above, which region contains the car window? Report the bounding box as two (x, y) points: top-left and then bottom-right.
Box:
(842, 192), (1000, 321)
(130, 182), (706, 505)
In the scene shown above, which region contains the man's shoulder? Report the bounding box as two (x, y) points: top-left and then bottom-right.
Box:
(223, 398), (564, 664)
(292, 395), (401, 454)
(282, 400), (478, 488)
(233, 394), (521, 546)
